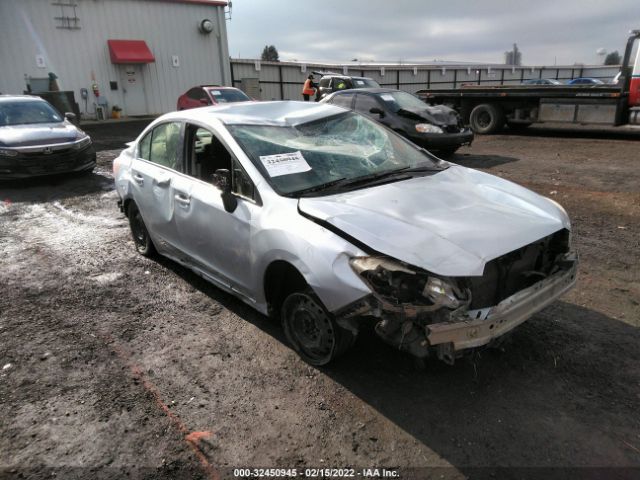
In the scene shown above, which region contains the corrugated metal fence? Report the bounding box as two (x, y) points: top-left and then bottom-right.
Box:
(230, 59), (620, 100)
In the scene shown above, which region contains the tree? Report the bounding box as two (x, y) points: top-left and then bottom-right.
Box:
(260, 45), (279, 62)
(604, 50), (621, 65)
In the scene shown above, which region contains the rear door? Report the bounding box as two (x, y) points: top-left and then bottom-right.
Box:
(130, 121), (183, 254)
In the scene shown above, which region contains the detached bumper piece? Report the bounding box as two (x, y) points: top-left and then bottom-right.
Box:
(0, 145), (96, 180)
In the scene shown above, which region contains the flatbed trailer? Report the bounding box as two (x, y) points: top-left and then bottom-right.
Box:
(416, 30), (640, 134)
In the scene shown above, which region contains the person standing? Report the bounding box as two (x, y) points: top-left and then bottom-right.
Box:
(302, 74), (316, 101)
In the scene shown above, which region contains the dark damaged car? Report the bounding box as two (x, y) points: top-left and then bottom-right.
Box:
(0, 95), (95, 180)
(113, 101), (577, 366)
(322, 88), (473, 157)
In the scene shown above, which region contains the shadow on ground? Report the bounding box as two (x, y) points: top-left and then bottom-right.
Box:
(153, 254), (640, 479)
(499, 125), (640, 141)
(0, 171), (114, 203)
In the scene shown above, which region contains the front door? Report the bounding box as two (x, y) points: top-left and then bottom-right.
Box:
(120, 65), (148, 116)
(172, 124), (258, 299)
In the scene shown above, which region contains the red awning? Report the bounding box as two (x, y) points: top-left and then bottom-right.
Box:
(107, 40), (155, 64)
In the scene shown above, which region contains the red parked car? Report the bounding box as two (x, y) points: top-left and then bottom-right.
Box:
(176, 85), (251, 110)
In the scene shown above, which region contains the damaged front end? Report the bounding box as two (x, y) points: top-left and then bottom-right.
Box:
(336, 229), (578, 365)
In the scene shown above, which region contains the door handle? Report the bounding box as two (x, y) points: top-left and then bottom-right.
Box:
(132, 173), (144, 185)
(155, 176), (171, 187)
(174, 193), (191, 206)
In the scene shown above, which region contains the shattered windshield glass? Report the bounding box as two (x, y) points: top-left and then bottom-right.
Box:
(228, 112), (441, 196)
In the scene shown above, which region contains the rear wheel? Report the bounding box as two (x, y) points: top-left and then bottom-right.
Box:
(128, 203), (156, 257)
(469, 103), (505, 134)
(282, 289), (354, 366)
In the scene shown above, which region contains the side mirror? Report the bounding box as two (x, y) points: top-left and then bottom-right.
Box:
(64, 112), (77, 122)
(212, 169), (237, 213)
(369, 107), (385, 117)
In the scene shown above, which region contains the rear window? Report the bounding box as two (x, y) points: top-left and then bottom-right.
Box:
(352, 78), (380, 88)
(209, 89), (251, 103)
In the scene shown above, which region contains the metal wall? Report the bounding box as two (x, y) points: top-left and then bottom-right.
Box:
(0, 0), (231, 117)
(231, 59), (621, 100)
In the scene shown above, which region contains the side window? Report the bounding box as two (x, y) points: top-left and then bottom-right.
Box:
(149, 122), (181, 170)
(185, 124), (257, 201)
(354, 94), (380, 115)
(187, 88), (203, 100)
(186, 125), (232, 182)
(332, 78), (348, 90)
(319, 77), (330, 88)
(138, 131), (152, 160)
(330, 93), (354, 109)
(232, 158), (256, 200)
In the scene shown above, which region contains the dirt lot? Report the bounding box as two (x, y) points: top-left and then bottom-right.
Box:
(1, 123), (639, 480)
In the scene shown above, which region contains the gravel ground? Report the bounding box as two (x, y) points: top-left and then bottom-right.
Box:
(0, 124), (639, 480)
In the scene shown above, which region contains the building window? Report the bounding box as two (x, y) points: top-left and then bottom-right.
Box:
(52, 2), (80, 30)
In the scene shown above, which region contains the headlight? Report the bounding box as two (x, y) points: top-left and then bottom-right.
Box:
(349, 256), (466, 308)
(0, 148), (18, 157)
(73, 135), (92, 150)
(415, 124), (443, 134)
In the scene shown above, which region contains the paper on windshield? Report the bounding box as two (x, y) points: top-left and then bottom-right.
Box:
(380, 94), (395, 102)
(259, 151), (312, 177)
(355, 80), (364, 86)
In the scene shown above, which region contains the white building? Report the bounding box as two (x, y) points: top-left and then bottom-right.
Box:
(0, 0), (231, 117)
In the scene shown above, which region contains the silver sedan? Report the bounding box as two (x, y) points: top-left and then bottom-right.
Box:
(113, 101), (577, 366)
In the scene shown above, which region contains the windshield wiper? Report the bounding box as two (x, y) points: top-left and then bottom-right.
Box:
(295, 168), (411, 197)
(294, 177), (348, 196)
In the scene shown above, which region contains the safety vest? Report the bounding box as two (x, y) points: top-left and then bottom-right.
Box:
(302, 79), (315, 95)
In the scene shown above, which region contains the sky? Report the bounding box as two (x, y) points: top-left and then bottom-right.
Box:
(226, 0), (640, 65)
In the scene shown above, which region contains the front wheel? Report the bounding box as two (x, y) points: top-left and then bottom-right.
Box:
(128, 203), (156, 257)
(282, 290), (354, 366)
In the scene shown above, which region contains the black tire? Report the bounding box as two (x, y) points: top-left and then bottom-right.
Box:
(282, 289), (354, 366)
(469, 103), (505, 134)
(127, 203), (156, 257)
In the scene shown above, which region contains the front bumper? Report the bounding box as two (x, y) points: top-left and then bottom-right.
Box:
(408, 128), (474, 150)
(336, 252), (578, 363)
(427, 253), (578, 353)
(0, 145), (96, 180)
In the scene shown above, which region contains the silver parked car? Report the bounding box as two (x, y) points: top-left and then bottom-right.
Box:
(113, 101), (577, 366)
(0, 95), (95, 179)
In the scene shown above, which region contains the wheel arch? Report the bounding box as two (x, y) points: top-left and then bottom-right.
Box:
(263, 260), (309, 318)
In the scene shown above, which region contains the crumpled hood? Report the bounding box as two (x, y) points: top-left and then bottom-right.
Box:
(0, 122), (78, 147)
(399, 104), (459, 126)
(298, 166), (570, 276)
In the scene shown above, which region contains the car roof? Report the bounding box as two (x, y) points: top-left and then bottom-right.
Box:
(0, 95), (47, 104)
(162, 100), (346, 127)
(331, 87), (400, 95)
(201, 85), (238, 90)
(321, 74), (374, 81)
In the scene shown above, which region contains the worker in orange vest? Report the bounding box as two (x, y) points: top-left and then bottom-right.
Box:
(302, 74), (316, 101)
